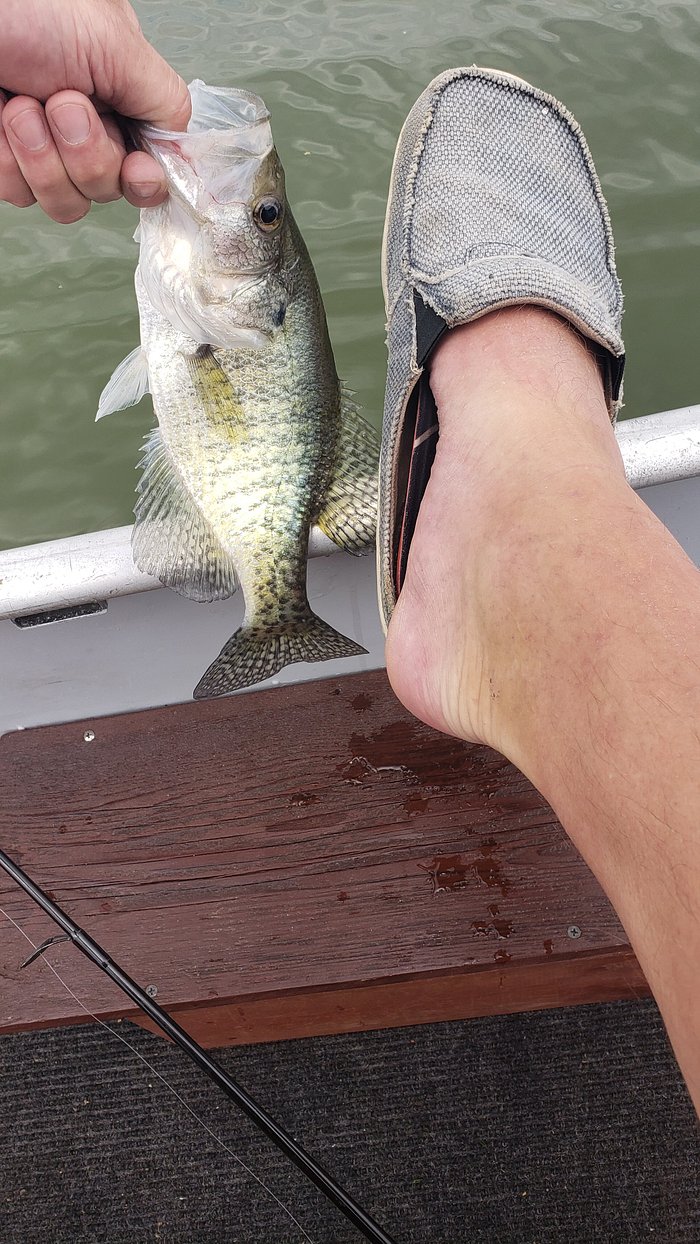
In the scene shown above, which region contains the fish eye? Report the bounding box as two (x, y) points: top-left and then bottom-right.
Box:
(253, 197), (284, 232)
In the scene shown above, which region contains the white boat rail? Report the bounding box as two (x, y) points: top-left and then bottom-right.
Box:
(0, 404), (698, 623)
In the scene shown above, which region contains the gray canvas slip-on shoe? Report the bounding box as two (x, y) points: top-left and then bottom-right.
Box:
(378, 66), (625, 632)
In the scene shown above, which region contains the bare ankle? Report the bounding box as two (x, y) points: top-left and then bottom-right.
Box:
(385, 304), (631, 753)
(430, 307), (624, 479)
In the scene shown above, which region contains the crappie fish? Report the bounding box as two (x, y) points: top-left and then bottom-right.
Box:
(97, 81), (378, 698)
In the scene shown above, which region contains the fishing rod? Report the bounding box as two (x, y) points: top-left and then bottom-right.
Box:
(0, 845), (397, 1244)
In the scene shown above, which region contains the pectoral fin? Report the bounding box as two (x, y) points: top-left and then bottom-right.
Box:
(96, 347), (150, 421)
(316, 388), (379, 553)
(183, 346), (247, 441)
(133, 427), (238, 602)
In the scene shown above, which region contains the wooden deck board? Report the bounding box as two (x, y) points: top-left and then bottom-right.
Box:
(0, 670), (648, 1046)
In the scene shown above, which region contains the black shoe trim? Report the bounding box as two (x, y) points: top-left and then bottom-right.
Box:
(414, 290), (449, 368)
(394, 371), (439, 596)
(609, 352), (625, 404)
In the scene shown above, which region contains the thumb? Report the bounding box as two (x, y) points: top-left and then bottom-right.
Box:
(98, 24), (191, 131)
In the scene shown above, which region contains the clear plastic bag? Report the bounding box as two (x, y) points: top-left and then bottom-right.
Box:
(136, 80), (275, 349)
(140, 79), (273, 208)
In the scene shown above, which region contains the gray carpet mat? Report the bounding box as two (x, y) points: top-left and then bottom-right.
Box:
(0, 1001), (698, 1243)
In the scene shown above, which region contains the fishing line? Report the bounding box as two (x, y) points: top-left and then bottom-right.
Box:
(0, 902), (315, 1244)
(0, 847), (398, 1244)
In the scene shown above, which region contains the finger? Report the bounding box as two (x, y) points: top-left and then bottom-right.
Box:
(44, 91), (125, 205)
(97, 31), (191, 132)
(0, 94), (36, 207)
(1, 96), (89, 224)
(120, 149), (168, 208)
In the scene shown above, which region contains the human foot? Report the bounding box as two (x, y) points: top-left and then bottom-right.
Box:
(377, 66), (624, 641)
(385, 305), (628, 756)
(378, 66), (626, 759)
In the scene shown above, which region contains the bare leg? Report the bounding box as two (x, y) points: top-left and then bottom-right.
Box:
(387, 306), (700, 1111)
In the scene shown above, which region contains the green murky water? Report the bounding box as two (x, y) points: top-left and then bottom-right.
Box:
(0, 0), (699, 548)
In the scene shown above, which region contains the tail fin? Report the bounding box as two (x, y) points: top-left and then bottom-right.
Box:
(193, 613), (367, 699)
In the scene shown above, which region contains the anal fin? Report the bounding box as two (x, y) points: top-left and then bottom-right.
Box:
(133, 427), (238, 603)
(316, 388), (379, 554)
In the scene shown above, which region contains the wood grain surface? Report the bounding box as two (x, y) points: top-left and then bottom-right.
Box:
(0, 670), (648, 1046)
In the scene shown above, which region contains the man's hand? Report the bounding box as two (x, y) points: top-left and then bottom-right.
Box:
(0, 0), (190, 222)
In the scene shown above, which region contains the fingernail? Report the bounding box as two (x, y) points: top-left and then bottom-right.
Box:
(9, 109), (47, 152)
(51, 103), (91, 145)
(128, 181), (162, 200)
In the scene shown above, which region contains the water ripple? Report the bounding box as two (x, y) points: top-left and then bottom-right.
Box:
(0, 0), (699, 545)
